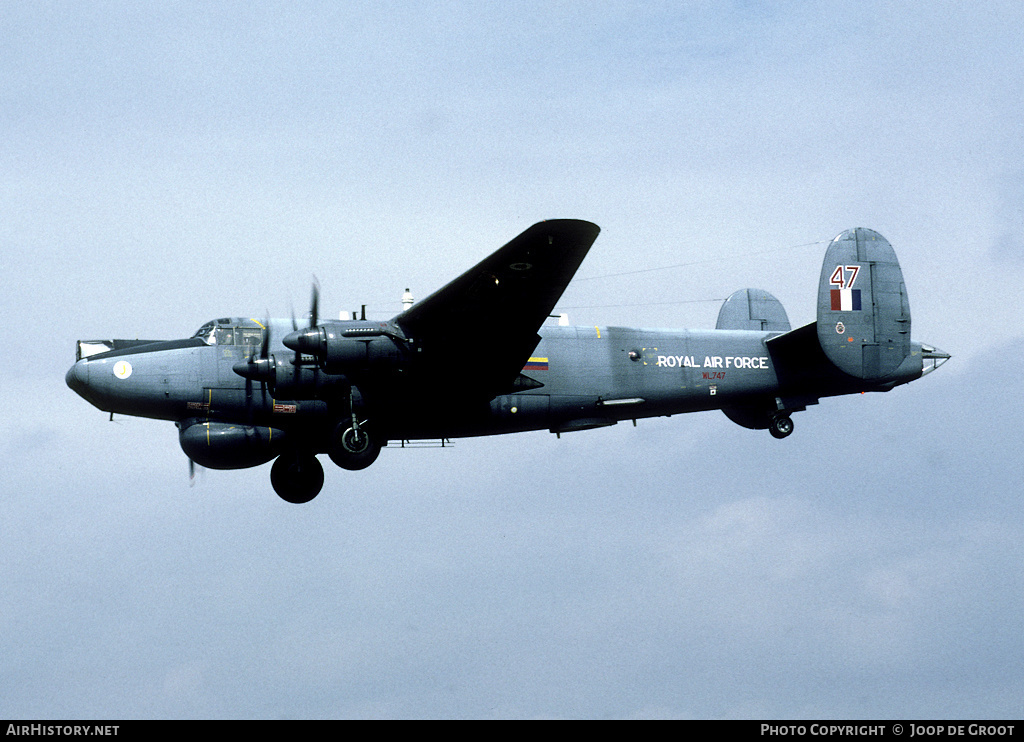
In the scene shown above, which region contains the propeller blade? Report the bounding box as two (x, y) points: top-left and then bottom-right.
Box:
(253, 318), (272, 422)
(260, 320), (271, 361)
(310, 278), (320, 329)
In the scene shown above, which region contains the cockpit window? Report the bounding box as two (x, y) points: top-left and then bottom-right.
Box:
(192, 321), (264, 347)
(192, 321), (217, 345)
(238, 328), (263, 347)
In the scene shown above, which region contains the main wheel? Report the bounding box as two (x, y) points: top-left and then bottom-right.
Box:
(769, 414), (794, 439)
(270, 453), (324, 504)
(328, 424), (382, 471)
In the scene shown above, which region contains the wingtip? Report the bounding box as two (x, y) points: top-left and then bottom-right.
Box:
(535, 218), (601, 241)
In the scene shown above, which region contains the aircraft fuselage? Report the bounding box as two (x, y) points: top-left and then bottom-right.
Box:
(66, 321), (927, 440)
(65, 221), (949, 503)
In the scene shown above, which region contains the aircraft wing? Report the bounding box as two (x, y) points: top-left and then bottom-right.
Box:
(395, 219), (600, 398)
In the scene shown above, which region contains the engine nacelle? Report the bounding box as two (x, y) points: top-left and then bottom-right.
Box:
(178, 420), (286, 470)
(284, 323), (407, 376)
(268, 357), (352, 399)
(233, 353), (352, 400)
(320, 333), (403, 374)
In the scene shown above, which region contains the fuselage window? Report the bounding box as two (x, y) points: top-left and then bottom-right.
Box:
(215, 328), (235, 346)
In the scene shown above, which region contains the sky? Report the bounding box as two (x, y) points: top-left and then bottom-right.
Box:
(1, 0), (1022, 719)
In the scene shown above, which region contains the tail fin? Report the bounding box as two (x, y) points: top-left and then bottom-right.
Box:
(816, 228), (911, 379)
(716, 288), (791, 332)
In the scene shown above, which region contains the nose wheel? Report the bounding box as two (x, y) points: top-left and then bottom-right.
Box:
(271, 453), (324, 504)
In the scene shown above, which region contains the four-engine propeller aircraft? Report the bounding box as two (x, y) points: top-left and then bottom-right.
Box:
(67, 220), (949, 503)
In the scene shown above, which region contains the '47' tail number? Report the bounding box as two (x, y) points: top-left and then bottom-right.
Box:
(830, 265), (860, 289)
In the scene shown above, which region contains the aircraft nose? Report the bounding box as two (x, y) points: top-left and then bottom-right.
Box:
(66, 360), (90, 397)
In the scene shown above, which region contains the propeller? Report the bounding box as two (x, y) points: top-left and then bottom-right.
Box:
(234, 281), (323, 395)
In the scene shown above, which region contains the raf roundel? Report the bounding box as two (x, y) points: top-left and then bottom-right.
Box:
(113, 360), (133, 380)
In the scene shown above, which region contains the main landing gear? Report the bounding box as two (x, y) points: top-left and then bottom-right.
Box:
(270, 420), (383, 504)
(270, 452), (324, 504)
(769, 414), (794, 439)
(328, 419), (382, 471)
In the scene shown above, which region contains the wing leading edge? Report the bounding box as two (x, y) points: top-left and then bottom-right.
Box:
(394, 219), (600, 398)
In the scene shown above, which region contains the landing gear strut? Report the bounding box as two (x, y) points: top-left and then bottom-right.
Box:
(271, 452), (324, 504)
(769, 414), (794, 439)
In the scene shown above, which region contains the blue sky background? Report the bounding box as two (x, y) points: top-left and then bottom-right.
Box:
(2, 1), (1022, 718)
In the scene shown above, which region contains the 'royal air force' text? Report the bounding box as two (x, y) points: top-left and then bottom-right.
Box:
(656, 355), (769, 370)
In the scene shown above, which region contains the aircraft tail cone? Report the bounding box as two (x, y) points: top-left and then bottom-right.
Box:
(920, 344), (951, 376)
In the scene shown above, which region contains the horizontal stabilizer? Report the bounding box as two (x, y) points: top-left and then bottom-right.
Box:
(716, 289), (791, 332)
(817, 228), (911, 379)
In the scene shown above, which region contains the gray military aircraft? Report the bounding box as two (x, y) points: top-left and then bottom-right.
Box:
(67, 220), (949, 503)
